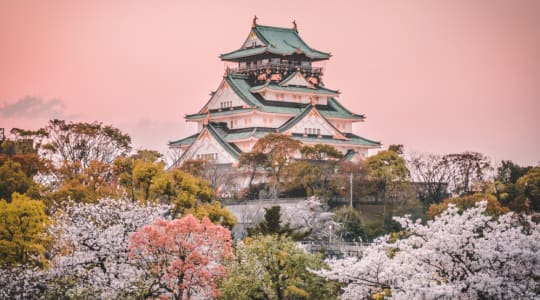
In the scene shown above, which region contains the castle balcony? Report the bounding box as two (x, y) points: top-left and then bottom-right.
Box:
(228, 61), (324, 77)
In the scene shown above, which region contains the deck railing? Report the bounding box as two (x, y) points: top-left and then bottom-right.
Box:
(228, 62), (323, 75)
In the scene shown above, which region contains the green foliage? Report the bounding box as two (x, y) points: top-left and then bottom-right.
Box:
(333, 206), (365, 242)
(247, 206), (308, 241)
(285, 144), (344, 200)
(238, 152), (268, 194)
(114, 151), (217, 216)
(387, 144), (404, 155)
(300, 144), (343, 160)
(0, 193), (49, 268)
(220, 235), (339, 300)
(515, 167), (540, 212)
(496, 160), (531, 184)
(252, 133), (302, 195)
(0, 160), (36, 202)
(133, 159), (164, 201)
(366, 150), (410, 185)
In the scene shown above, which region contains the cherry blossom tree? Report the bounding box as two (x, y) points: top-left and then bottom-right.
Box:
(49, 197), (171, 298)
(280, 197), (338, 242)
(129, 215), (233, 300)
(1, 197), (171, 299)
(317, 201), (540, 299)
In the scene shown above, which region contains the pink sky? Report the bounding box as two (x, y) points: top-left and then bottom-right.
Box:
(1, 0), (539, 166)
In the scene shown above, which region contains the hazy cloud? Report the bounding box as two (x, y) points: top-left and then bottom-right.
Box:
(0, 96), (69, 118)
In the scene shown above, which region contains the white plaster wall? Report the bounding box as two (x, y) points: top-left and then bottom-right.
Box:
(207, 82), (246, 110)
(182, 131), (236, 165)
(289, 113), (339, 136)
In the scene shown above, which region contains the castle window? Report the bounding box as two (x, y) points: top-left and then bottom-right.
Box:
(220, 101), (232, 109)
(304, 128), (321, 135)
(197, 153), (217, 161)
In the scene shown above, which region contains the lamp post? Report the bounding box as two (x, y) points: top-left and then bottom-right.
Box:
(329, 224), (333, 244)
(350, 172), (353, 208)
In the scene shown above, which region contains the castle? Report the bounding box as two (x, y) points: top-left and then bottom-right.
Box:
(170, 18), (380, 166)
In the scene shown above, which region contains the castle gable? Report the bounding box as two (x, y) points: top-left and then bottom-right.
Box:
(241, 30), (266, 49)
(200, 79), (251, 113)
(180, 125), (239, 165)
(279, 72), (314, 88)
(280, 106), (346, 139)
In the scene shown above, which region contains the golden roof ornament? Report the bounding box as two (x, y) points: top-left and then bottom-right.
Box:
(293, 20), (298, 32)
(252, 15), (258, 28)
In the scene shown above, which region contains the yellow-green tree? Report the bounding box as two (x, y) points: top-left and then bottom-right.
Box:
(0, 193), (49, 268)
(365, 149), (412, 233)
(46, 160), (118, 205)
(427, 193), (509, 218)
(184, 201), (237, 229)
(0, 160), (36, 202)
(219, 235), (339, 300)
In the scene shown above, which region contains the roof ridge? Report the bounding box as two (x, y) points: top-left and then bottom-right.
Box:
(255, 24), (296, 32)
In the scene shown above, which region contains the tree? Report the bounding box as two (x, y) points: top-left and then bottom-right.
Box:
(247, 206), (308, 241)
(300, 144), (343, 161)
(332, 206), (365, 242)
(365, 150), (411, 232)
(41, 119), (131, 171)
(129, 215), (233, 300)
(427, 192), (509, 218)
(286, 144), (344, 200)
(407, 153), (451, 205)
(496, 160), (532, 184)
(365, 150), (410, 201)
(238, 152), (268, 194)
(48, 197), (170, 298)
(317, 201), (540, 299)
(46, 160), (118, 204)
(515, 167), (540, 212)
(280, 197), (338, 242)
(0, 160), (36, 202)
(0, 193), (48, 268)
(180, 158), (207, 178)
(219, 235), (339, 300)
(442, 151), (491, 196)
(387, 144), (404, 155)
(334, 160), (374, 203)
(184, 201), (237, 230)
(252, 133), (301, 197)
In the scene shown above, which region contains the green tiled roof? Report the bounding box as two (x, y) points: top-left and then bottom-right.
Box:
(291, 133), (381, 147)
(168, 133), (199, 147)
(187, 76), (364, 120)
(220, 25), (331, 61)
(277, 105), (313, 133)
(177, 123), (241, 162)
(250, 83), (339, 96)
(343, 149), (356, 161)
(186, 108), (252, 120)
(206, 124), (241, 159)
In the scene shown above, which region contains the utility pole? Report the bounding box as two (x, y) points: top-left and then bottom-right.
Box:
(350, 172), (353, 208)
